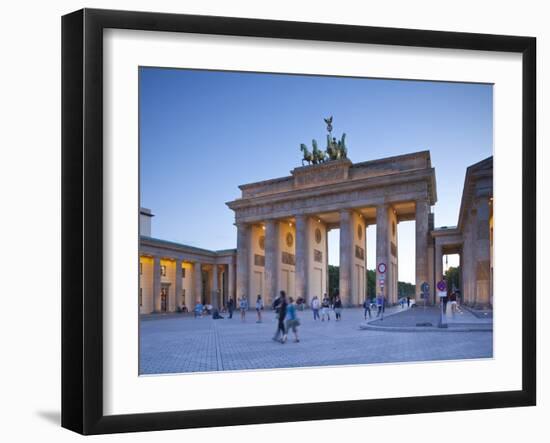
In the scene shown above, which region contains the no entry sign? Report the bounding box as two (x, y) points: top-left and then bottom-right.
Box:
(377, 262), (387, 274)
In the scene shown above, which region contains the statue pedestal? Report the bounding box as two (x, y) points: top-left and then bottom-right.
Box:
(292, 159), (352, 189)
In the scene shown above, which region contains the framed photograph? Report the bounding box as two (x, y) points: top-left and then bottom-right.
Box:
(62, 8), (536, 435)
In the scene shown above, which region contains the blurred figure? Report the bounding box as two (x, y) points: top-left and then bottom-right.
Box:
(273, 291), (287, 342)
(283, 296), (300, 343)
(333, 295), (343, 321)
(227, 297), (235, 319)
(311, 296), (320, 320)
(449, 291), (458, 317)
(239, 296), (248, 322)
(255, 294), (264, 323)
(363, 298), (372, 319)
(321, 295), (331, 321)
(376, 294), (385, 318)
(194, 301), (204, 318)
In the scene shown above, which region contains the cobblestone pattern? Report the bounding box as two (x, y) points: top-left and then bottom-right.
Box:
(139, 308), (493, 375)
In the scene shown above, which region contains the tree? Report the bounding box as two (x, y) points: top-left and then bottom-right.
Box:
(444, 266), (461, 291)
(366, 269), (376, 299)
(328, 265), (339, 296)
(328, 265), (413, 301)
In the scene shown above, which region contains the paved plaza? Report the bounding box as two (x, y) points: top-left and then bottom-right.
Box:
(139, 307), (493, 375)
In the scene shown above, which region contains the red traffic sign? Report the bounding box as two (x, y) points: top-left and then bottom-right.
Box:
(379, 278), (385, 287)
(377, 263), (387, 274)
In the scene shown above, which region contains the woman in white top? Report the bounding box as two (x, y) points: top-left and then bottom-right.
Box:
(255, 295), (264, 323)
(311, 296), (320, 320)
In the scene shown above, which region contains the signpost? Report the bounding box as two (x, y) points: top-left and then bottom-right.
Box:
(421, 281), (430, 310)
(436, 279), (448, 328)
(377, 263), (386, 320)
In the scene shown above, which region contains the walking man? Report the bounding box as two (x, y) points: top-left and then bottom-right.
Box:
(363, 298), (371, 320)
(273, 291), (287, 342)
(227, 297), (235, 319)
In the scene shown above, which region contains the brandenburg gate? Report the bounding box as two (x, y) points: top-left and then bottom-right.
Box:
(139, 119), (493, 314)
(227, 136), (437, 306)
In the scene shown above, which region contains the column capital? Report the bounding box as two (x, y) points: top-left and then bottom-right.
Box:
(339, 208), (352, 221)
(416, 197), (430, 206)
(294, 213), (309, 223)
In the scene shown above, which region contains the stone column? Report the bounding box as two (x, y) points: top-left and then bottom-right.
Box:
(152, 256), (161, 313)
(211, 264), (219, 310)
(295, 214), (309, 303)
(325, 228), (330, 298)
(174, 259), (183, 308)
(194, 262), (202, 304)
(227, 259), (235, 305)
(339, 209), (352, 306)
(435, 240), (443, 290)
(475, 196), (491, 306)
(264, 220), (280, 304)
(235, 223), (250, 303)
(415, 199), (430, 302)
(375, 204), (389, 298)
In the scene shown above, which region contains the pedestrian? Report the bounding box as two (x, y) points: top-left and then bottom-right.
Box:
(283, 297), (300, 343)
(406, 296), (411, 308)
(321, 294), (331, 321)
(311, 296), (320, 320)
(239, 296), (248, 321)
(255, 294), (264, 323)
(273, 291), (287, 342)
(272, 293), (281, 320)
(363, 298), (371, 319)
(376, 294), (385, 318)
(194, 300), (204, 318)
(227, 297), (235, 319)
(333, 295), (343, 321)
(449, 291), (458, 317)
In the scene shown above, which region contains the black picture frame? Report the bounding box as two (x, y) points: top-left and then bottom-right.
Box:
(61, 8), (536, 435)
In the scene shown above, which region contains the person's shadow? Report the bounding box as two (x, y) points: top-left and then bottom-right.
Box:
(36, 410), (60, 426)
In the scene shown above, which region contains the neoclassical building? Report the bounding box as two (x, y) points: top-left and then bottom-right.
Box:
(139, 152), (493, 314)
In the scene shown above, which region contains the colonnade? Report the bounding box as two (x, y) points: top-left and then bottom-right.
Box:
(140, 256), (236, 314)
(235, 199), (432, 307)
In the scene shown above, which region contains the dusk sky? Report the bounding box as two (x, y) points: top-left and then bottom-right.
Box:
(139, 67), (493, 283)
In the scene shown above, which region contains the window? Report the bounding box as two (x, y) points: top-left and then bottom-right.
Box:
(182, 267), (186, 278)
(160, 265), (166, 276)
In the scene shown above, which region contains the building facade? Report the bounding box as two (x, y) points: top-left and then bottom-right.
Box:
(431, 157), (493, 307)
(139, 152), (493, 314)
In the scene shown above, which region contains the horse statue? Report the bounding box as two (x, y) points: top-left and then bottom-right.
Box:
(338, 133), (348, 159)
(311, 139), (326, 164)
(300, 143), (314, 166)
(300, 117), (348, 165)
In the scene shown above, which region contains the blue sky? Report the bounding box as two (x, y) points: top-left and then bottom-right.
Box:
(140, 67), (493, 283)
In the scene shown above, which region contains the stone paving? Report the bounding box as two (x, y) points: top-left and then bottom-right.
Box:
(139, 307), (493, 375)
(366, 304), (494, 329)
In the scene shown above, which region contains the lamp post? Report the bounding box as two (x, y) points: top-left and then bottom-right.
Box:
(437, 279), (448, 328)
